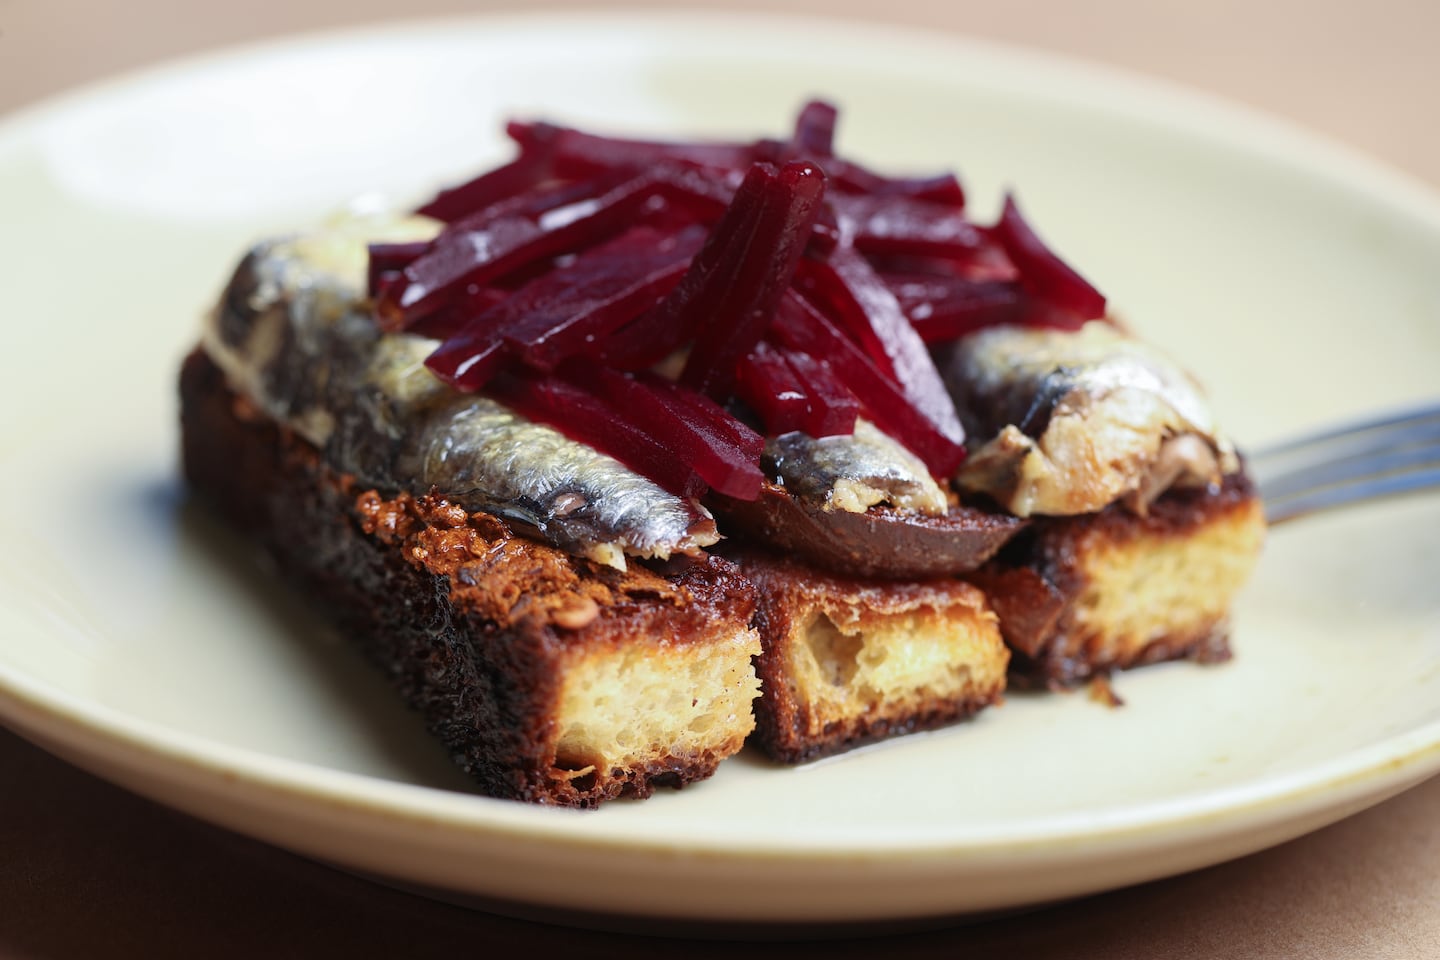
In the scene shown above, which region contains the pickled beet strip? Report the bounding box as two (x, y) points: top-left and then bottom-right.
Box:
(791, 100), (837, 157)
(805, 247), (964, 452)
(774, 346), (860, 438)
(636, 372), (765, 458)
(833, 194), (990, 261)
(736, 342), (811, 436)
(757, 135), (964, 207)
(679, 161), (827, 397)
(991, 192), (1106, 320)
(883, 274), (1023, 342)
(563, 363), (764, 500)
(793, 254), (892, 377)
(502, 227), (704, 371)
(425, 331), (507, 390)
(1014, 297), (1095, 332)
(382, 172), (694, 330)
(367, 241), (430, 296)
(487, 370), (707, 499)
(423, 227), (701, 388)
(597, 161), (800, 371)
(595, 169), (772, 370)
(415, 149), (553, 222)
(770, 291), (965, 475)
(507, 120), (757, 180)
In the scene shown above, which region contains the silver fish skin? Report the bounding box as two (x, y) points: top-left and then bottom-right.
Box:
(202, 212), (717, 569)
(941, 321), (1240, 517)
(763, 420), (948, 516)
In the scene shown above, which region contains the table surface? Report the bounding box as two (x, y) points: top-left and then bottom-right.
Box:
(3, 1), (1438, 956)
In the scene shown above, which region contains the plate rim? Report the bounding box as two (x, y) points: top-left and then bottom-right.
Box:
(2, 6), (1439, 916)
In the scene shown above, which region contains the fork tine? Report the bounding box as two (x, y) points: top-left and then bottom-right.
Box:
(1253, 402), (1440, 462)
(1252, 401), (1440, 524)
(1258, 437), (1440, 500)
(1262, 466), (1440, 524)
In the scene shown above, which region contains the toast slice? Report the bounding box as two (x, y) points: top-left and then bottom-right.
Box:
(968, 473), (1265, 687)
(181, 348), (761, 806)
(734, 551), (1008, 763)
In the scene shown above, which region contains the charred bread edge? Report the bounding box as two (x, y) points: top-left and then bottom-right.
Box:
(970, 471), (1264, 688)
(180, 348), (760, 807)
(734, 550), (1008, 764)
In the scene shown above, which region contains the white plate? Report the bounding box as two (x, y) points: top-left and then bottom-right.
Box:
(1, 11), (1439, 928)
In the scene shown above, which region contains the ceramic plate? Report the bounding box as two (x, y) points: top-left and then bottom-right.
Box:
(1, 11), (1438, 927)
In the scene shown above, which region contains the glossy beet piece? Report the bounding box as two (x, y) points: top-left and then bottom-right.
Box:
(736, 341), (810, 436)
(415, 149), (553, 222)
(834, 194), (989, 261)
(487, 370), (707, 499)
(424, 226), (703, 388)
(884, 274), (1023, 342)
(991, 192), (1106, 320)
(679, 161), (827, 397)
(791, 100), (837, 157)
(595, 167), (776, 370)
(378, 174), (632, 328)
(598, 161), (824, 374)
(774, 347), (859, 438)
(565, 363), (765, 499)
(794, 246), (964, 457)
(382, 170), (731, 331)
(507, 120), (757, 180)
(639, 372), (764, 456)
(366, 241), (429, 296)
(770, 291), (965, 475)
(754, 138), (963, 208)
(501, 226), (705, 370)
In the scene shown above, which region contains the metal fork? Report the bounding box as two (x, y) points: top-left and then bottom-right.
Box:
(1250, 401), (1440, 524)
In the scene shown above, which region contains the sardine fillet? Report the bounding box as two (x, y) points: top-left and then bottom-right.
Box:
(180, 349), (761, 807)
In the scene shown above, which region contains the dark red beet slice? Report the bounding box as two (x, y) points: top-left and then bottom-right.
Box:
(794, 246), (964, 458)
(597, 160), (824, 375)
(884, 274), (1023, 342)
(502, 226), (705, 370)
(366, 241), (430, 296)
(424, 226), (703, 388)
(378, 173), (632, 328)
(426, 331), (507, 389)
(564, 363), (764, 499)
(991, 192), (1106, 320)
(866, 248), (1019, 283)
(487, 370), (707, 499)
(791, 100), (837, 157)
(636, 372), (764, 457)
(834, 194), (989, 261)
(679, 161), (827, 397)
(595, 165), (776, 370)
(770, 291), (965, 475)
(736, 342), (810, 436)
(755, 134), (963, 207)
(415, 148), (553, 222)
(379, 169), (734, 332)
(794, 255), (894, 378)
(774, 347), (859, 438)
(507, 120), (757, 180)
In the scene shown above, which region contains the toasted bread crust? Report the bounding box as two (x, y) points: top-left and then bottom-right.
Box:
(734, 550), (1008, 763)
(969, 472), (1265, 687)
(181, 349), (760, 806)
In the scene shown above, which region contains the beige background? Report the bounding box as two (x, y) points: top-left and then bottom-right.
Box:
(2, 2), (1439, 957)
(5, 0), (1440, 190)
